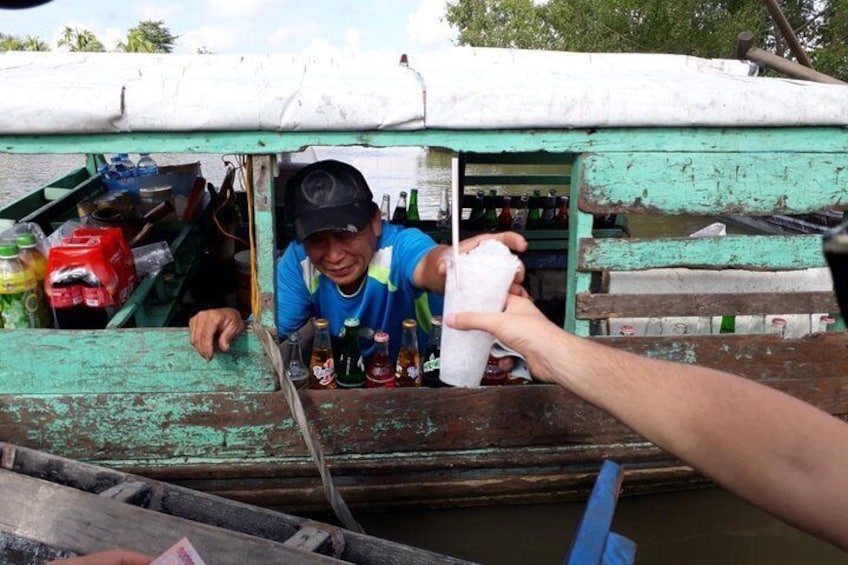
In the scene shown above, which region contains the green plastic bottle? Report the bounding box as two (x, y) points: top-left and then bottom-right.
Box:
(0, 243), (39, 328)
(15, 233), (50, 328)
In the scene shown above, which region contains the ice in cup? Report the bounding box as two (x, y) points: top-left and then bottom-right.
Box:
(439, 240), (521, 387)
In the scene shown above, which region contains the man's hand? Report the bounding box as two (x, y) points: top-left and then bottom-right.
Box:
(415, 231), (529, 295)
(188, 308), (246, 361)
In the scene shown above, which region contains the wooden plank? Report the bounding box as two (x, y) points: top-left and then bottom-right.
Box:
(3, 127), (848, 156)
(98, 480), (150, 504)
(283, 527), (333, 553)
(464, 174), (570, 186)
(577, 152), (848, 215)
(0, 470), (344, 564)
(564, 460), (624, 565)
(578, 235), (825, 271)
(576, 291), (839, 318)
(0, 328), (275, 394)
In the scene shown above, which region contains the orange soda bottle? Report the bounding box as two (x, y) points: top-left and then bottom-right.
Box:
(308, 318), (337, 389)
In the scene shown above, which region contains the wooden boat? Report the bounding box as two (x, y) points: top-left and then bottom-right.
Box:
(1, 49), (848, 514)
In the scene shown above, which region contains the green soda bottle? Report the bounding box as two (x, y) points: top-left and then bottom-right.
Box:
(406, 189), (420, 225)
(719, 315), (736, 334)
(0, 243), (39, 328)
(337, 317), (366, 388)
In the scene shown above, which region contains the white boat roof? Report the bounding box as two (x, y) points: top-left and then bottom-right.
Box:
(2, 48), (848, 134)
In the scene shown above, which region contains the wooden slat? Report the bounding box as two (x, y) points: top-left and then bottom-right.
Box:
(464, 174), (570, 186)
(576, 291), (839, 318)
(0, 471), (344, 564)
(98, 480), (150, 504)
(283, 527), (334, 553)
(577, 152), (848, 215)
(578, 235), (825, 271)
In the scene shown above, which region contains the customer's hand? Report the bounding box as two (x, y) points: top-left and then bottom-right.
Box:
(47, 549), (153, 565)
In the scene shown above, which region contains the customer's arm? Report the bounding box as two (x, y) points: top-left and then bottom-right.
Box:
(448, 295), (848, 551)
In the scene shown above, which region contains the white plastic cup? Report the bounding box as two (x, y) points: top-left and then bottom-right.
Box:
(439, 246), (520, 387)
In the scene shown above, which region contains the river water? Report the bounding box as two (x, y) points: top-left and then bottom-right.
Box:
(1, 150), (843, 563)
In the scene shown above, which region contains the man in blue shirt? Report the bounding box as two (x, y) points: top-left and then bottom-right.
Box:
(189, 159), (526, 361)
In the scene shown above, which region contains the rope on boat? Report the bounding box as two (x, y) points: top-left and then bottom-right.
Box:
(252, 321), (366, 534)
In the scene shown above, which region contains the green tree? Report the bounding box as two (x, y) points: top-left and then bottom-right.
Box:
(118, 20), (177, 53)
(22, 35), (50, 51)
(0, 33), (24, 51)
(58, 26), (105, 52)
(445, 0), (847, 80)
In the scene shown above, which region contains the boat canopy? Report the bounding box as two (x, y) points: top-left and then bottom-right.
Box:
(2, 47), (848, 134)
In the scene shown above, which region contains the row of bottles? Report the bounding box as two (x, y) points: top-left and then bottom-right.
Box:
(379, 187), (568, 232)
(0, 233), (48, 328)
(282, 316), (445, 390)
(100, 153), (159, 182)
(614, 314), (838, 338)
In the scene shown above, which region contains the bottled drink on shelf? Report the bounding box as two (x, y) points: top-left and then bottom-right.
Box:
(554, 195), (569, 227)
(482, 189), (498, 229)
(467, 190), (486, 227)
(422, 315), (445, 387)
(437, 186), (450, 230)
(366, 331), (395, 388)
(618, 324), (637, 336)
(768, 317), (787, 338)
(282, 333), (308, 390)
(672, 322), (689, 335)
(497, 196), (513, 231)
(136, 153), (159, 176)
(395, 318), (422, 387)
(511, 193), (529, 232)
(719, 315), (736, 334)
(541, 189), (557, 226)
(0, 243), (39, 329)
(406, 189), (420, 225)
(526, 190), (542, 229)
(308, 318), (337, 389)
(816, 314), (836, 333)
(380, 194), (391, 222)
(15, 233), (49, 328)
(391, 191), (408, 224)
(480, 354), (508, 386)
(337, 317), (366, 389)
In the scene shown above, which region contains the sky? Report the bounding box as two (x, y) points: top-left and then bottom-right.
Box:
(2, 0), (458, 55)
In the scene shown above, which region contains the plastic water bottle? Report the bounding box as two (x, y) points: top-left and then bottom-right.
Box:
(116, 153), (137, 178)
(136, 153), (159, 177)
(105, 155), (134, 181)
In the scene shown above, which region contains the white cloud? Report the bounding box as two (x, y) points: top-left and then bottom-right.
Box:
(131, 0), (186, 23)
(203, 0), (280, 21)
(268, 21), (318, 51)
(176, 24), (240, 54)
(406, 0), (454, 48)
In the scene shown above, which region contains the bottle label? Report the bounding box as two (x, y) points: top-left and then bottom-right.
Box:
(312, 358), (336, 387)
(423, 355), (440, 373)
(0, 270), (34, 294)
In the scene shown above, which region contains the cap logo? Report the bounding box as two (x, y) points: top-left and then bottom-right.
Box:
(301, 170), (337, 207)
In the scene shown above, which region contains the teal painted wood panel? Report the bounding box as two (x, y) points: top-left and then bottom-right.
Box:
(578, 235), (825, 271)
(0, 329), (275, 394)
(3, 127), (848, 156)
(578, 152), (848, 215)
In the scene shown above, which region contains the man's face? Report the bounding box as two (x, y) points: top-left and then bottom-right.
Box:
(302, 210), (381, 293)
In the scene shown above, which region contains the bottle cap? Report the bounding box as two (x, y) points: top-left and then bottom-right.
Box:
(0, 243), (19, 258)
(15, 233), (37, 248)
(820, 315), (836, 324)
(771, 317), (787, 327)
(619, 324), (637, 336)
(374, 331), (389, 343)
(313, 318), (329, 330)
(402, 319), (417, 330)
(399, 190), (407, 197)
(344, 317), (360, 328)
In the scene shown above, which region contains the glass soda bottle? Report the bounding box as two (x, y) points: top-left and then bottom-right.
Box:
(395, 318), (422, 387)
(511, 193), (529, 232)
(337, 317), (366, 389)
(526, 190), (542, 229)
(422, 315), (445, 388)
(392, 191), (408, 224)
(554, 195), (569, 227)
(15, 233), (50, 328)
(406, 188), (420, 225)
(0, 243), (39, 329)
(437, 186), (450, 230)
(380, 194), (391, 222)
(282, 333), (308, 390)
(541, 189), (557, 226)
(482, 189), (498, 229)
(480, 354), (508, 386)
(467, 190), (486, 228)
(308, 318), (337, 389)
(497, 195), (513, 232)
(366, 331), (395, 388)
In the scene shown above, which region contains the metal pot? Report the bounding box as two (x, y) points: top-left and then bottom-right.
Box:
(88, 200), (175, 246)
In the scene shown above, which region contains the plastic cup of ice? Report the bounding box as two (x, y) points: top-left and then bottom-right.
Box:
(439, 240), (521, 387)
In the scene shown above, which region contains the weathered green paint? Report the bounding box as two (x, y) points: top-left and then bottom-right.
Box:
(4, 127), (848, 156)
(0, 329), (274, 394)
(566, 158), (592, 336)
(579, 234), (825, 271)
(578, 152), (848, 215)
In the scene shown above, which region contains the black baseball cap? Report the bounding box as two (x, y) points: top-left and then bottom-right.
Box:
(284, 160), (376, 242)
